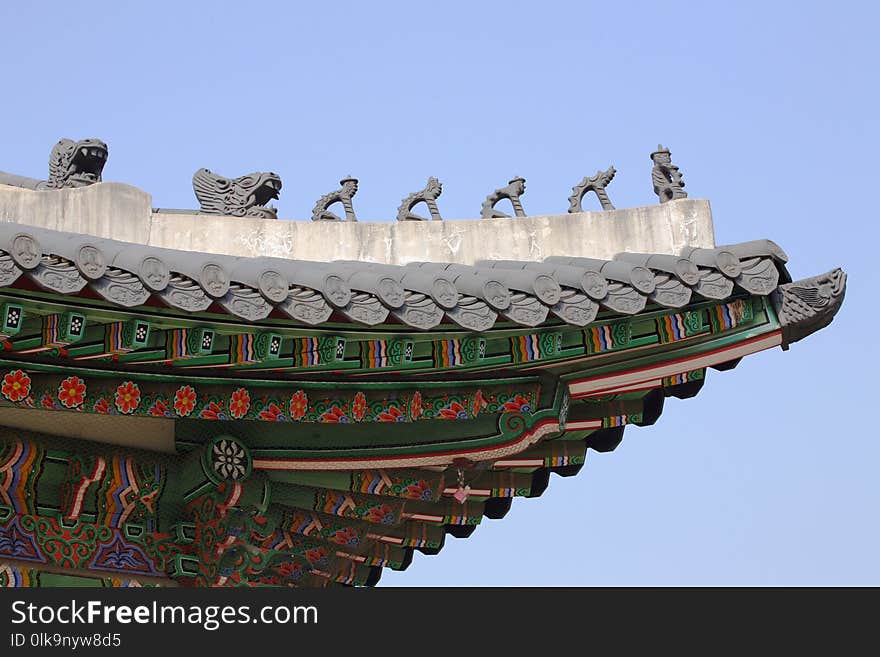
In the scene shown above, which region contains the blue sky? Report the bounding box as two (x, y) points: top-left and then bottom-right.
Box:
(1, 1), (876, 584)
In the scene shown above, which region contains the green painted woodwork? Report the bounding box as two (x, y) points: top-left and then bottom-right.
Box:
(0, 281), (784, 587)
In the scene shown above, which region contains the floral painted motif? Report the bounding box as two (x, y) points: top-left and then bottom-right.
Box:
(173, 385), (197, 417)
(502, 394), (531, 414)
(364, 504), (396, 525)
(258, 403), (286, 422)
(288, 390), (308, 421)
(148, 399), (171, 417)
(404, 480), (434, 501)
(329, 527), (360, 547)
(378, 406), (405, 423)
(304, 547), (330, 567)
(0, 369), (539, 426)
(200, 401), (227, 421)
(211, 439), (248, 480)
(320, 406), (349, 423)
(57, 376), (86, 409)
(229, 388), (250, 420)
(275, 561), (304, 580)
(114, 381), (141, 415)
(438, 401), (468, 420)
(2, 370), (31, 403)
(410, 391), (423, 420)
(351, 392), (367, 422)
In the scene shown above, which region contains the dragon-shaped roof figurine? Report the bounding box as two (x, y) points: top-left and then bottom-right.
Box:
(192, 168), (282, 219)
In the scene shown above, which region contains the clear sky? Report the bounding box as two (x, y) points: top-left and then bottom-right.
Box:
(1, 0), (876, 585)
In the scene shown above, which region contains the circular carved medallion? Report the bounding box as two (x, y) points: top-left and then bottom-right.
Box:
(76, 244), (107, 280)
(10, 234), (41, 270)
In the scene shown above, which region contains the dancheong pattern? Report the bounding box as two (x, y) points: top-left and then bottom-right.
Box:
(0, 274), (813, 587)
(433, 337), (484, 367)
(0, 439), (43, 514)
(656, 310), (704, 342)
(663, 369), (705, 386)
(0, 561), (154, 587)
(0, 509), (179, 577)
(584, 320), (631, 353)
(709, 298), (753, 332)
(0, 370), (538, 425)
(511, 332), (562, 363)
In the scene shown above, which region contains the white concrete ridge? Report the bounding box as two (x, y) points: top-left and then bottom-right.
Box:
(0, 182), (715, 264)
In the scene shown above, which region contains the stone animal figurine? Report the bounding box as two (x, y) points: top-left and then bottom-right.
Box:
(481, 177), (527, 218)
(192, 168), (282, 219)
(568, 165), (617, 212)
(397, 177), (444, 221)
(312, 176), (359, 222)
(0, 138), (108, 190)
(650, 144), (687, 203)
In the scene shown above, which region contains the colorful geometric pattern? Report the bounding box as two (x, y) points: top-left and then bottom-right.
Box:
(0, 439), (42, 514)
(315, 490), (403, 525)
(0, 512), (178, 577)
(709, 299), (754, 332)
(546, 453), (582, 467)
(363, 340), (391, 368)
(166, 328), (189, 360)
(105, 321), (132, 354)
(98, 457), (164, 530)
(229, 334), (259, 364)
(603, 413), (642, 428)
(584, 321), (631, 354)
(663, 369), (705, 387)
(351, 470), (440, 502)
(61, 455), (107, 521)
(656, 310), (704, 343)
(41, 313), (66, 348)
(291, 337), (324, 367)
(0, 562), (36, 587)
(433, 337), (483, 367)
(511, 332), (562, 363)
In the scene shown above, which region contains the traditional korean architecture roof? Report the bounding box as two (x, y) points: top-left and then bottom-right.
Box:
(0, 141), (846, 588)
(0, 222), (790, 329)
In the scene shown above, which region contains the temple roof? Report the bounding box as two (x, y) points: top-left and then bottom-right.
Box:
(0, 222), (790, 331)
(0, 160), (847, 587)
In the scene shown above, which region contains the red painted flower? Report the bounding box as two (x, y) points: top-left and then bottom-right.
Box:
(229, 387), (250, 420)
(378, 406), (405, 422)
(364, 503), (396, 525)
(305, 547), (329, 567)
(41, 392), (57, 410)
(288, 390), (308, 421)
(173, 385), (197, 417)
(57, 376), (86, 409)
(502, 394), (531, 414)
(258, 403), (286, 422)
(114, 381), (141, 414)
(351, 392), (367, 421)
(404, 480), (434, 501)
(320, 406), (349, 423)
(410, 391), (423, 420)
(148, 399), (171, 417)
(200, 401), (228, 421)
(329, 527), (360, 547)
(472, 390), (487, 416)
(276, 561), (304, 580)
(94, 398), (113, 414)
(2, 369), (31, 402)
(438, 401), (468, 420)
